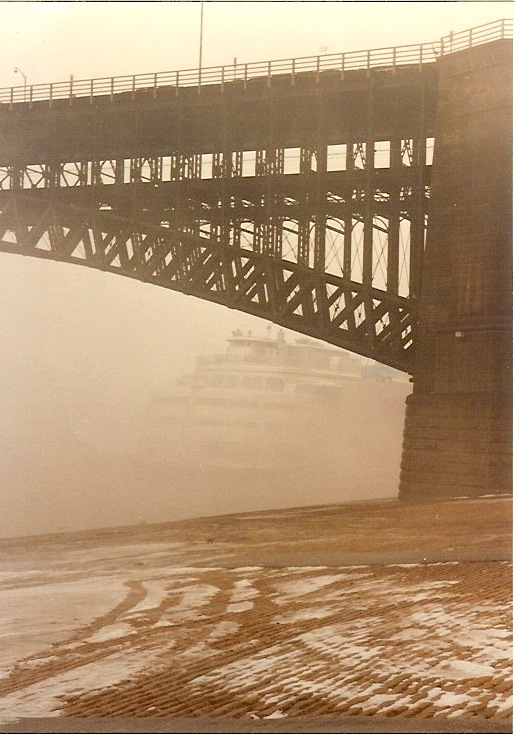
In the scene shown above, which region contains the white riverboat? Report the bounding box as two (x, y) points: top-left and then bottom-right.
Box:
(135, 329), (410, 511)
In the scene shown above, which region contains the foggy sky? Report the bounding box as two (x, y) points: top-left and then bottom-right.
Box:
(0, 2), (509, 88)
(0, 2), (510, 537)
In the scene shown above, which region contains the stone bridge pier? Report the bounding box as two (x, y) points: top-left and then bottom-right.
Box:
(400, 40), (512, 500)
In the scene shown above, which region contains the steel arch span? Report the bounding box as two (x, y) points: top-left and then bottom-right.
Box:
(0, 21), (510, 374)
(0, 184), (423, 372)
(0, 72), (435, 373)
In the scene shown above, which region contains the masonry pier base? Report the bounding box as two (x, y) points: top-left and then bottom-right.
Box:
(399, 40), (512, 501)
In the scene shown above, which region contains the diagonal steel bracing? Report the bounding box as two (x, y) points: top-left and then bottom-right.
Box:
(0, 63), (436, 371)
(0, 193), (416, 370)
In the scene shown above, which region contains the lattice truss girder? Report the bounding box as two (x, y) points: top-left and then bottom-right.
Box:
(0, 138), (421, 188)
(0, 68), (433, 371)
(0, 154), (428, 291)
(0, 194), (419, 370)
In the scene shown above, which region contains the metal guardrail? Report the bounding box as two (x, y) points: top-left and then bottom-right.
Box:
(2, 18), (511, 107)
(440, 18), (512, 54)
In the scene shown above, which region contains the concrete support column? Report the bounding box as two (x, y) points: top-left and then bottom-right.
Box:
(399, 40), (512, 501)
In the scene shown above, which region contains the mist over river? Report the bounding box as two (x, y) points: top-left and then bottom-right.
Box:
(0, 256), (410, 538)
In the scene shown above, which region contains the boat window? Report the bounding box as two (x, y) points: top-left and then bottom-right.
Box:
(264, 377), (284, 392)
(241, 376), (264, 391)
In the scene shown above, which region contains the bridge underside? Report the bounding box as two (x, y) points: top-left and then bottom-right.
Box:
(0, 190), (416, 371)
(0, 65), (436, 372)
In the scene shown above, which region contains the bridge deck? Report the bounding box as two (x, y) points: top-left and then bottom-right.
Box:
(0, 17), (511, 106)
(0, 64), (437, 165)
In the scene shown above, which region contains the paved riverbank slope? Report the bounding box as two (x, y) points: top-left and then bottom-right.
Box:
(0, 497), (511, 733)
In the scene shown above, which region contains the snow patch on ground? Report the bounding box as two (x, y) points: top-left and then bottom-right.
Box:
(275, 607), (335, 624)
(227, 601), (254, 613)
(298, 629), (384, 664)
(175, 583), (219, 610)
(0, 547), (510, 724)
(124, 580), (167, 615)
(264, 709), (284, 718)
(273, 574), (348, 601)
(434, 660), (496, 680)
(151, 620), (176, 631)
(21, 655), (60, 670)
(427, 688), (472, 709)
(234, 566), (262, 573)
(0, 647), (163, 724)
(0, 577), (127, 669)
(226, 579), (259, 613)
(389, 627), (428, 641)
(85, 622), (135, 644)
(208, 621), (241, 641)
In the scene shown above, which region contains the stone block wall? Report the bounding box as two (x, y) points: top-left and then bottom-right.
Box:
(399, 40), (512, 501)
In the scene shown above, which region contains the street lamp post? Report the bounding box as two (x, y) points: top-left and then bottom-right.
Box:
(13, 67), (27, 102)
(198, 1), (204, 89)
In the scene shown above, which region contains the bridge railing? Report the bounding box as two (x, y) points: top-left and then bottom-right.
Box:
(1, 18), (511, 107)
(439, 17), (512, 54)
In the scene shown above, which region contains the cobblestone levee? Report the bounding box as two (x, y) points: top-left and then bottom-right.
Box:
(0, 498), (511, 731)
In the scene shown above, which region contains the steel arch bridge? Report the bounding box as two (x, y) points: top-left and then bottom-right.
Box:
(0, 20), (510, 374)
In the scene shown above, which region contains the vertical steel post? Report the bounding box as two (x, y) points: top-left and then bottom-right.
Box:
(198, 0), (204, 92)
(387, 140), (401, 297)
(362, 82), (374, 290)
(409, 81), (427, 304)
(343, 143), (354, 278)
(314, 90), (326, 273)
